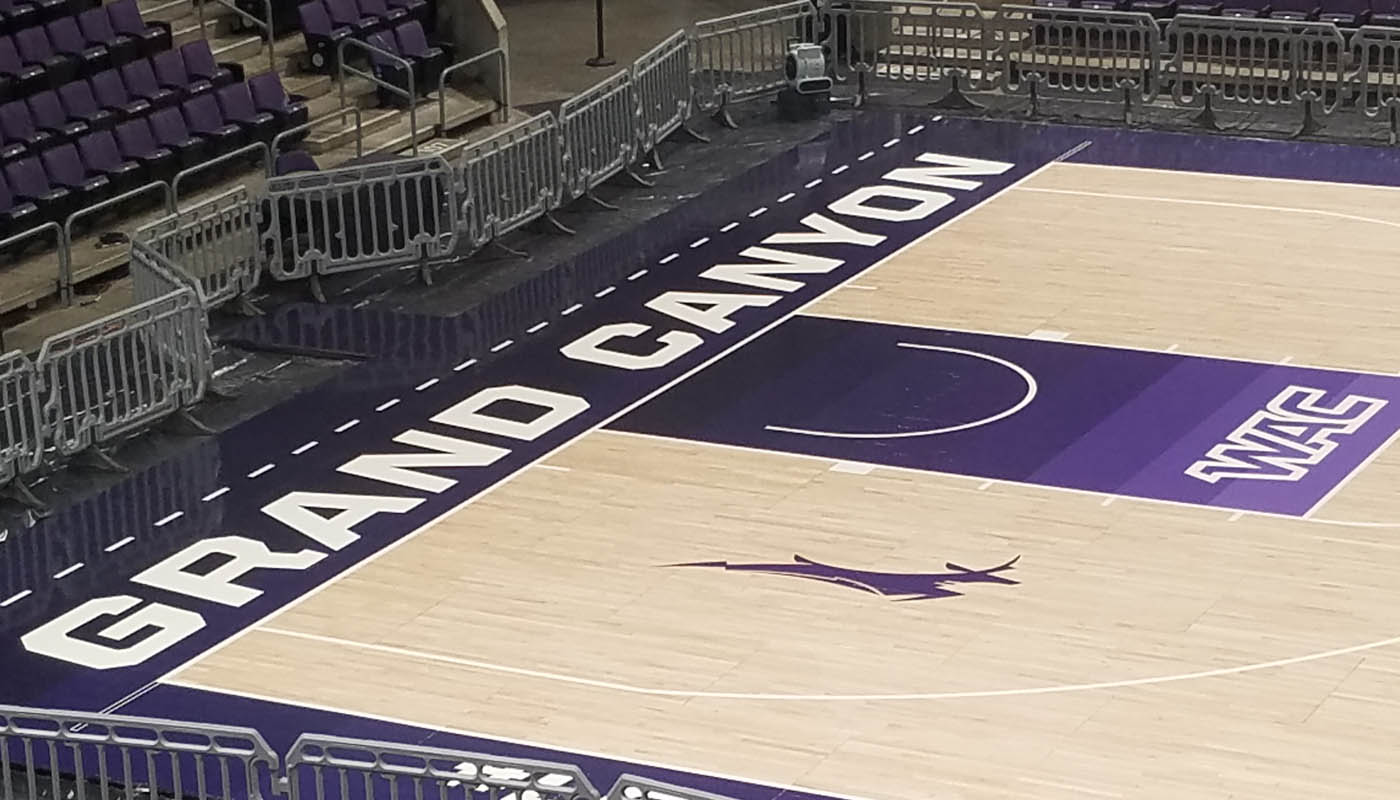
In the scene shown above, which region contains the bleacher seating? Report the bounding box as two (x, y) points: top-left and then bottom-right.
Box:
(364, 21), (446, 103)
(297, 0), (438, 74)
(1037, 0), (1400, 23)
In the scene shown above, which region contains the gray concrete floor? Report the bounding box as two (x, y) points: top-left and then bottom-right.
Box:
(499, 0), (774, 107)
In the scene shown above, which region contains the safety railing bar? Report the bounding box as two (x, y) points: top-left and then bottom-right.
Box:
(58, 182), (173, 305)
(338, 37), (418, 156)
(206, 0), (277, 75)
(438, 48), (510, 133)
(269, 107), (366, 172)
(173, 142), (271, 209)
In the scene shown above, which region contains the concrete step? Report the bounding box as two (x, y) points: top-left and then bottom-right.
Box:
(140, 0), (198, 26)
(302, 106), (401, 154)
(430, 86), (502, 133)
(284, 73), (334, 102)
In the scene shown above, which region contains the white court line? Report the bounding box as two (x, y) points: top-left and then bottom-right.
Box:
(595, 286), (616, 298)
(53, 563), (84, 580)
(250, 625), (1400, 703)
(247, 464), (275, 479)
(720, 222), (739, 233)
(1063, 159), (1400, 195)
(376, 399), (400, 412)
(748, 206), (768, 218)
(1015, 186), (1400, 230)
(977, 481), (994, 491)
(153, 148), (1076, 691)
(1, 589), (31, 607)
(334, 420), (360, 433)
(201, 486), (231, 501)
(154, 511), (184, 527)
(1305, 428), (1400, 518)
(842, 283), (877, 291)
(561, 304), (583, 315)
(777, 192), (796, 203)
(453, 359), (478, 371)
(491, 340), (515, 352)
(627, 269), (647, 281)
(804, 179), (823, 189)
(416, 378), (440, 391)
(533, 464), (572, 473)
(659, 253), (679, 264)
(292, 441), (319, 455)
(104, 536), (135, 553)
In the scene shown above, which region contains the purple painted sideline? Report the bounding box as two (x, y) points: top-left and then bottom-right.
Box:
(124, 683), (855, 800)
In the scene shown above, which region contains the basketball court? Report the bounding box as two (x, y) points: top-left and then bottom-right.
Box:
(7, 113), (1400, 799)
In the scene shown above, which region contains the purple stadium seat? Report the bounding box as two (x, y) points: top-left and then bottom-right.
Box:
(107, 0), (172, 57)
(152, 49), (212, 98)
(0, 0), (39, 38)
(274, 149), (318, 176)
(392, 21), (445, 92)
(1320, 0), (1371, 25)
(78, 7), (140, 68)
(4, 154), (68, 219)
(1126, 0), (1178, 17)
(364, 30), (411, 104)
(148, 106), (208, 169)
(215, 81), (277, 142)
(113, 117), (175, 181)
(181, 93), (245, 153)
(57, 80), (116, 132)
(326, 0), (381, 36)
(0, 171), (40, 239)
(0, 98), (50, 151)
(1221, 0), (1270, 15)
(248, 72), (309, 131)
(298, 2), (351, 73)
(77, 130), (141, 196)
(120, 59), (179, 109)
(386, 0), (428, 19)
(0, 116), (24, 162)
(358, 0), (408, 26)
(1268, 0), (1320, 18)
(180, 40), (239, 89)
(41, 142), (111, 208)
(90, 69), (150, 120)
(15, 25), (76, 88)
(0, 36), (43, 98)
(45, 17), (110, 76)
(27, 89), (86, 142)
(1177, 0), (1226, 12)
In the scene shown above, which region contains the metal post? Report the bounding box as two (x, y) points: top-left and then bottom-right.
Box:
(586, 0), (615, 67)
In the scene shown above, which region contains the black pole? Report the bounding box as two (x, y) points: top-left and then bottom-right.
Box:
(585, 0), (615, 67)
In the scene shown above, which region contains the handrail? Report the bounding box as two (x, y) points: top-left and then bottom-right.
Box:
(338, 37), (418, 157)
(172, 142), (271, 208)
(269, 108), (365, 174)
(60, 183), (173, 305)
(1, 221), (65, 308)
(200, 0), (277, 75)
(439, 48), (510, 132)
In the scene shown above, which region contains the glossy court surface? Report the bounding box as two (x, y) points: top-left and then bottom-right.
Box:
(7, 113), (1400, 799)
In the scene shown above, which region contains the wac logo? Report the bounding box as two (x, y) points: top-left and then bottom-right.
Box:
(670, 555), (1020, 600)
(1186, 385), (1386, 484)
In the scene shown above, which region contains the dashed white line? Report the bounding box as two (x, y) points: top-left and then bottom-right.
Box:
(627, 269), (648, 281)
(857, 151), (874, 161)
(375, 399), (400, 412)
(415, 378), (440, 391)
(1166, 343), (1180, 352)
(334, 419), (360, 433)
(720, 222), (739, 232)
(292, 440), (319, 455)
(201, 486), (231, 501)
(247, 464), (275, 479)
(748, 206), (768, 218)
(453, 358), (478, 371)
(689, 237), (710, 248)
(843, 283), (878, 291)
(491, 339), (515, 352)
(777, 192), (795, 203)
(832, 165), (849, 175)
(977, 480), (995, 491)
(1278, 355), (1294, 365)
(804, 179), (823, 189)
(882, 138), (900, 148)
(907, 124), (925, 134)
(533, 464), (572, 473)
(527, 321), (549, 334)
(104, 536), (135, 553)
(53, 563), (84, 580)
(1, 590), (31, 607)
(659, 253), (678, 264)
(1100, 497), (1115, 507)
(154, 511), (184, 527)
(562, 304), (583, 316)
(595, 286), (615, 298)
(1229, 511), (1245, 522)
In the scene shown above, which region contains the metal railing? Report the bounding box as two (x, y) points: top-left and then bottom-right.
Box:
(826, 0), (996, 105)
(60, 181), (175, 303)
(439, 48), (511, 132)
(692, 1), (818, 119)
(338, 37), (419, 157)
(201, 0), (278, 75)
(135, 186), (263, 311)
(272, 108), (366, 167)
(456, 112), (562, 249)
(173, 142), (271, 209)
(0, 349), (43, 495)
(633, 30), (695, 163)
(1355, 25), (1400, 143)
(559, 70), (639, 201)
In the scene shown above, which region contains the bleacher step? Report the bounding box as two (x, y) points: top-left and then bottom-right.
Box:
(431, 86), (502, 134)
(303, 107), (402, 154)
(140, 0), (198, 26)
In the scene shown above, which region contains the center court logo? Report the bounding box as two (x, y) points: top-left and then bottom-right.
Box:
(669, 554), (1020, 600)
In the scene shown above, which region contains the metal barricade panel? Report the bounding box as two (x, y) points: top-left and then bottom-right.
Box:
(560, 71), (638, 200)
(0, 351), (42, 488)
(456, 111), (562, 248)
(692, 1), (817, 111)
(1353, 25), (1400, 124)
(997, 4), (1159, 100)
(633, 29), (694, 154)
(262, 156), (459, 281)
(135, 186), (263, 310)
(827, 0), (996, 92)
(1166, 14), (1346, 114)
(285, 735), (602, 800)
(607, 775), (740, 800)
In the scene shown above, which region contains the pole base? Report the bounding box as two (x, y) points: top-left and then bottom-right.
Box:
(586, 56), (616, 68)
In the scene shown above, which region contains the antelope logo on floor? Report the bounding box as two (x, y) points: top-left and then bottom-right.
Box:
(1186, 385), (1387, 484)
(669, 555), (1020, 601)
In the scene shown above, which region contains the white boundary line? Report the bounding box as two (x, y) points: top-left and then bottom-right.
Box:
(1305, 428), (1400, 518)
(152, 149), (1072, 689)
(1062, 159), (1400, 195)
(158, 679), (876, 800)
(1014, 186), (1400, 230)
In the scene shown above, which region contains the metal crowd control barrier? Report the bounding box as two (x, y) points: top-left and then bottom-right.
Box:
(262, 156), (458, 297)
(998, 5), (1159, 119)
(59, 183), (174, 306)
(0, 704), (280, 800)
(38, 244), (207, 458)
(339, 37), (419, 157)
(1353, 25), (1400, 143)
(136, 186), (263, 311)
(1165, 14), (1347, 133)
(285, 735), (604, 800)
(632, 29), (701, 167)
(0, 350), (43, 500)
(271, 108), (366, 166)
(692, 1), (818, 125)
(826, 0), (996, 108)
(607, 776), (739, 800)
(560, 70), (642, 203)
(457, 112), (564, 249)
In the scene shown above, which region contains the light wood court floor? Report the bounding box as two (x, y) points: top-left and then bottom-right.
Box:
(170, 164), (1400, 799)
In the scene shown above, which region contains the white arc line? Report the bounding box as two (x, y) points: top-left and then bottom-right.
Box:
(256, 626), (1400, 703)
(765, 343), (1037, 439)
